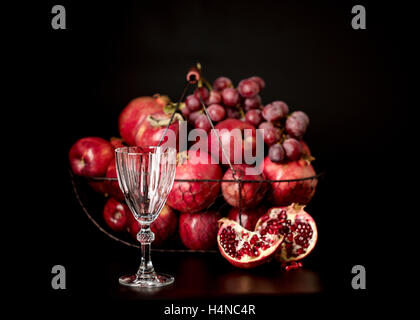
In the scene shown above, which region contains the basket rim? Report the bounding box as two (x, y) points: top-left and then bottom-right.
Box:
(87, 172), (324, 183)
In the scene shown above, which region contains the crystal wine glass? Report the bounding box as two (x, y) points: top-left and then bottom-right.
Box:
(115, 146), (177, 287)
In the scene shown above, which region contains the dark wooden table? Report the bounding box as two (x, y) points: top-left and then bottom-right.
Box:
(68, 248), (325, 300)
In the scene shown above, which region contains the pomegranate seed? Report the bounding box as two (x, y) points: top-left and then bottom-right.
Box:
(250, 235), (258, 245)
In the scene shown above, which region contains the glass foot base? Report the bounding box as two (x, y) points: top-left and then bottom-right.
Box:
(119, 273), (174, 288)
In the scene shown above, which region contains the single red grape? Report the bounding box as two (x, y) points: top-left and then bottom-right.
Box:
(213, 77), (233, 91)
(194, 87), (210, 101)
(185, 94), (201, 111)
(245, 109), (262, 126)
(207, 104), (226, 122)
(248, 76), (265, 90)
(222, 88), (240, 107)
(189, 110), (203, 124)
(292, 111), (309, 125)
(194, 114), (212, 132)
(263, 127), (282, 146)
(285, 111), (309, 139)
(205, 90), (222, 105)
(238, 79), (260, 98)
(243, 95), (262, 111)
(262, 101), (289, 122)
(258, 121), (274, 130)
(283, 138), (302, 160)
(180, 105), (190, 118)
(276, 101), (289, 116)
(268, 144), (286, 163)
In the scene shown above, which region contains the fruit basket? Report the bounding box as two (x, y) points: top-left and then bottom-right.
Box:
(69, 64), (323, 267)
(70, 168), (322, 252)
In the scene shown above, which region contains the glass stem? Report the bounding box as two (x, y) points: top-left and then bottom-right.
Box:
(136, 224), (156, 280)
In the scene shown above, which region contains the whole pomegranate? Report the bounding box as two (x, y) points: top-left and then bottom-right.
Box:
(227, 206), (267, 231)
(134, 111), (182, 149)
(255, 204), (318, 263)
(69, 137), (114, 177)
(300, 141), (313, 159)
(207, 119), (258, 166)
(217, 218), (283, 268)
(179, 210), (220, 250)
(103, 198), (129, 232)
(154, 94), (170, 108)
(167, 150), (222, 213)
(118, 96), (164, 145)
(221, 164), (267, 208)
(263, 157), (317, 206)
(127, 205), (177, 247)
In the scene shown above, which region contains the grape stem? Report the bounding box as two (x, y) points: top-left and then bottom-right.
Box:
(237, 105), (245, 119)
(202, 78), (213, 91)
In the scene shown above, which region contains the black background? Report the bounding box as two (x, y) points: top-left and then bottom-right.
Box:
(16, 0), (411, 314)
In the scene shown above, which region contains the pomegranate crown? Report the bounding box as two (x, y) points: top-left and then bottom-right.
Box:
(287, 203), (306, 214)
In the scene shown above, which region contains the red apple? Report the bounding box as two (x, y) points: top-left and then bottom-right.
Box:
(127, 205), (177, 247)
(126, 213), (141, 240)
(86, 138), (123, 194)
(69, 137), (114, 177)
(105, 160), (125, 201)
(103, 198), (129, 232)
(118, 96), (164, 145)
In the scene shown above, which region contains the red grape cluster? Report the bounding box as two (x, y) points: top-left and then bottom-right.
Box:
(181, 75), (310, 163)
(260, 103), (310, 163)
(181, 76), (265, 131)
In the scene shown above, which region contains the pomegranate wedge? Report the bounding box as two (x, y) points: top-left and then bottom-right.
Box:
(217, 218), (283, 269)
(255, 204), (318, 263)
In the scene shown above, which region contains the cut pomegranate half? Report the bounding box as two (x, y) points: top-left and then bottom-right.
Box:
(217, 218), (284, 269)
(255, 204), (318, 263)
